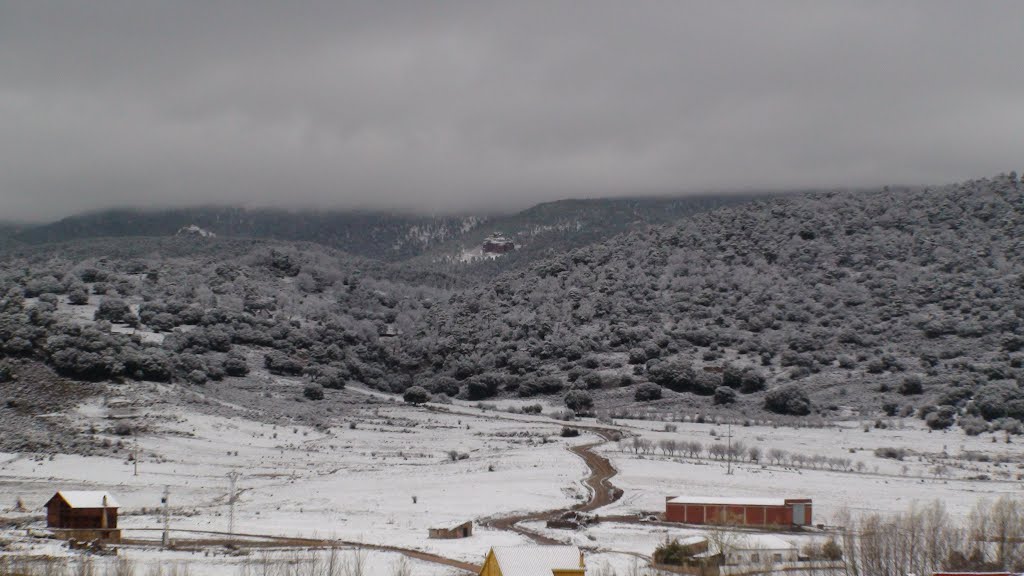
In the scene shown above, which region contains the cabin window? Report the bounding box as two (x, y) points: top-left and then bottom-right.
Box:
(773, 554), (783, 563)
(750, 554), (759, 563)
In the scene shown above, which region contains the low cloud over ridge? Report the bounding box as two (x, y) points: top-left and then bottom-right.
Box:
(1, 1), (1023, 220)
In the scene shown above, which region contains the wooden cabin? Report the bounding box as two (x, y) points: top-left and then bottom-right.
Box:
(44, 491), (121, 542)
(429, 520), (473, 539)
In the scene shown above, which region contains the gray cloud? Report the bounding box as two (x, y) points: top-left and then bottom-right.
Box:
(1, 1), (1023, 220)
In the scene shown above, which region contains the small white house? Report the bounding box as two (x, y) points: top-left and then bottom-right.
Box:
(724, 534), (799, 566)
(682, 534), (799, 566)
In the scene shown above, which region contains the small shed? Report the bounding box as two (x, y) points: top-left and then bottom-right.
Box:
(666, 496), (812, 527)
(44, 491), (121, 542)
(429, 520), (473, 539)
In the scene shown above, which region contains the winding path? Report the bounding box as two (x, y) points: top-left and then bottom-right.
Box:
(121, 528), (481, 573)
(483, 427), (624, 543)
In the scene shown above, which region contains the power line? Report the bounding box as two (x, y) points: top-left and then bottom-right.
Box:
(227, 471), (240, 544)
(726, 423), (734, 475)
(161, 485), (170, 548)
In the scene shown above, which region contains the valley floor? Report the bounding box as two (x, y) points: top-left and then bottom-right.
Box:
(1, 379), (1021, 575)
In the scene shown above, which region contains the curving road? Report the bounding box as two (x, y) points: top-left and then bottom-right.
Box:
(483, 427), (624, 543)
(121, 528), (482, 573)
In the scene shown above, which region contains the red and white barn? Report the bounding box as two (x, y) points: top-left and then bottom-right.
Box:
(665, 496), (813, 527)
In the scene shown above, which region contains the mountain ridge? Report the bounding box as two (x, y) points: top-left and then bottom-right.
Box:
(9, 195), (764, 266)
(2, 174), (1022, 430)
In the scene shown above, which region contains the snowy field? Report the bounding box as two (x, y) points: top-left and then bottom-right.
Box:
(598, 417), (1024, 522)
(2, 382), (1022, 575)
(0, 384), (592, 574)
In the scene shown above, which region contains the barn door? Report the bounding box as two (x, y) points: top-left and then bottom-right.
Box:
(791, 503), (806, 525)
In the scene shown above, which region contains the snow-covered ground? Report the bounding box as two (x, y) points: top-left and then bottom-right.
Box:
(456, 247), (502, 263)
(598, 418), (1024, 522)
(0, 387), (591, 574)
(2, 386), (1021, 575)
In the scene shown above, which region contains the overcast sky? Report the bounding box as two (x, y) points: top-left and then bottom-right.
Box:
(1, 2), (1022, 221)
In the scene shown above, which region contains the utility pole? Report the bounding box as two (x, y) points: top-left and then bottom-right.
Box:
(133, 441), (139, 476)
(726, 423), (734, 475)
(161, 485), (170, 548)
(227, 471), (240, 543)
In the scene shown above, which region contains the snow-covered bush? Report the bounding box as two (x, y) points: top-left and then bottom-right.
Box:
(94, 298), (135, 325)
(646, 358), (696, 392)
(959, 416), (988, 436)
(764, 385), (812, 415)
(517, 376), (563, 397)
(973, 382), (1024, 420)
(303, 383), (324, 401)
(464, 373), (502, 400)
(427, 375), (460, 396)
(560, 427), (580, 438)
(563, 390), (593, 415)
(926, 406), (957, 430)
(713, 386), (737, 405)
(403, 386), (430, 405)
(264, 352), (303, 376)
(315, 367), (345, 390)
(67, 287), (89, 306)
(221, 352), (249, 377)
(899, 375), (924, 395)
(634, 383), (662, 401)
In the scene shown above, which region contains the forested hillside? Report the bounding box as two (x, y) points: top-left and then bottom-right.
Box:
(12, 207), (482, 262)
(409, 173), (1024, 424)
(1, 174), (1022, 433)
(10, 195), (758, 269)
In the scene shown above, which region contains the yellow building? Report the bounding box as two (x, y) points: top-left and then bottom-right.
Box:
(479, 546), (585, 576)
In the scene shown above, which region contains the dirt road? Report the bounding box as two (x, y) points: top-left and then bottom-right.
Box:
(483, 427), (624, 543)
(121, 528), (482, 573)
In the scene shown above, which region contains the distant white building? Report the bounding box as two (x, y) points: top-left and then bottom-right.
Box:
(482, 232), (515, 254)
(176, 224), (216, 238)
(725, 534), (799, 566)
(684, 534), (799, 566)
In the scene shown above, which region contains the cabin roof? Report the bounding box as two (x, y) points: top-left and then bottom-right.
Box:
(50, 491), (120, 509)
(491, 545), (582, 576)
(430, 519), (472, 530)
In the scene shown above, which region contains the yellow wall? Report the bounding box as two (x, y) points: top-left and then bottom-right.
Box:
(479, 550), (502, 576)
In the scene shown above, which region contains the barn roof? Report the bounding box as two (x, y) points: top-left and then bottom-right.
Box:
(51, 491), (120, 509)
(667, 496), (788, 506)
(491, 545), (583, 576)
